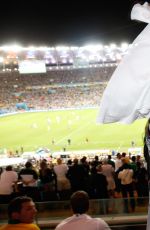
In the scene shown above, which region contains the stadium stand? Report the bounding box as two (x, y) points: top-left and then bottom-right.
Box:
(0, 66), (116, 113)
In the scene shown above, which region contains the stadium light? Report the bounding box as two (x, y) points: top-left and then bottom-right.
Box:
(110, 43), (117, 50)
(27, 46), (36, 51)
(70, 46), (79, 51)
(0, 45), (23, 52)
(0, 43), (131, 70)
(120, 42), (129, 51)
(55, 46), (69, 51)
(83, 44), (103, 52)
(38, 46), (50, 51)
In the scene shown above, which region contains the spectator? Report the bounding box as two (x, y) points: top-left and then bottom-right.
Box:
(91, 164), (108, 199)
(18, 161), (40, 201)
(90, 164), (109, 214)
(39, 160), (57, 201)
(135, 161), (149, 204)
(55, 190), (111, 230)
(114, 153), (122, 196)
(90, 156), (101, 174)
(0, 165), (18, 204)
(0, 196), (40, 230)
(115, 153), (122, 172)
(67, 158), (88, 193)
(118, 163), (135, 213)
(107, 155), (115, 169)
(80, 156), (90, 193)
(19, 161), (38, 187)
(39, 160), (56, 192)
(101, 159), (116, 198)
(53, 158), (71, 200)
(130, 156), (137, 174)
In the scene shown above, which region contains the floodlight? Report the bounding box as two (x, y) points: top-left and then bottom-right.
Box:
(120, 42), (129, 51)
(110, 43), (116, 50)
(0, 44), (23, 52)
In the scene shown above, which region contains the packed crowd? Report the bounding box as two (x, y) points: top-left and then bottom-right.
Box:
(0, 152), (148, 213)
(0, 66), (115, 112)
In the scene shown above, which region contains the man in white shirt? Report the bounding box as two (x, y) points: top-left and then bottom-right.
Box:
(55, 190), (111, 230)
(0, 165), (18, 197)
(0, 165), (18, 204)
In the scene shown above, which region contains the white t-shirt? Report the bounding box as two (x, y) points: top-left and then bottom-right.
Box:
(115, 159), (122, 172)
(55, 214), (111, 230)
(0, 170), (18, 194)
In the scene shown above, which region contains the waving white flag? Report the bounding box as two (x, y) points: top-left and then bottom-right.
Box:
(97, 2), (150, 124)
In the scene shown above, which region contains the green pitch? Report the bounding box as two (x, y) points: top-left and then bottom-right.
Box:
(0, 108), (147, 153)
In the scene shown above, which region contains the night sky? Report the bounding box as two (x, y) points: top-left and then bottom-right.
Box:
(0, 0), (147, 46)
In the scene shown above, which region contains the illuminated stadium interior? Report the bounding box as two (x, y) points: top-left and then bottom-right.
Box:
(0, 41), (143, 155)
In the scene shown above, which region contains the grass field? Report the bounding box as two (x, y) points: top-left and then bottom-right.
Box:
(0, 108), (147, 154)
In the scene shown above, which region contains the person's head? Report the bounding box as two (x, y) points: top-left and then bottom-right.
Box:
(108, 155), (112, 160)
(73, 158), (78, 164)
(8, 196), (37, 223)
(94, 156), (99, 161)
(25, 161), (32, 169)
(80, 156), (87, 164)
(57, 158), (62, 165)
(40, 160), (47, 169)
(67, 159), (72, 165)
(116, 152), (121, 159)
(6, 165), (13, 171)
(136, 155), (141, 161)
(70, 191), (89, 214)
(122, 152), (126, 158)
(131, 156), (136, 162)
